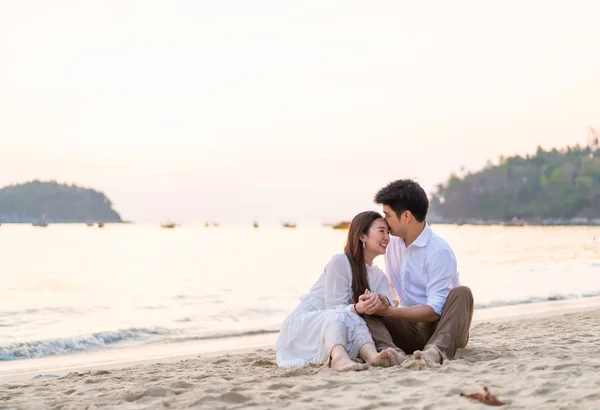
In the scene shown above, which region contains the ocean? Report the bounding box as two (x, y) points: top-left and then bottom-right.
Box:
(1, 223), (600, 366)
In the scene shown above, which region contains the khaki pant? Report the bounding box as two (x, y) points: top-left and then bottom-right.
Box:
(363, 286), (474, 362)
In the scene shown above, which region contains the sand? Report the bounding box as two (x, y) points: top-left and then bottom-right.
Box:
(2, 309), (600, 409)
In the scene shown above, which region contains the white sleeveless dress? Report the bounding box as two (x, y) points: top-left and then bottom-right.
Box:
(276, 253), (393, 368)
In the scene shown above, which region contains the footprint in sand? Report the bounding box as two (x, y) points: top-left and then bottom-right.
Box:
(297, 380), (341, 392)
(170, 381), (196, 389)
(553, 363), (578, 370)
(123, 386), (174, 402)
(267, 383), (294, 390)
(398, 377), (422, 386)
(439, 365), (460, 373)
(220, 392), (250, 404)
(192, 373), (210, 380)
(144, 387), (174, 397)
(203, 387), (224, 394)
(123, 390), (145, 402)
(190, 392), (250, 406)
(248, 359), (276, 367)
(189, 395), (217, 406)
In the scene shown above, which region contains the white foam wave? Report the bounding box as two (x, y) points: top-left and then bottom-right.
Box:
(0, 327), (170, 361)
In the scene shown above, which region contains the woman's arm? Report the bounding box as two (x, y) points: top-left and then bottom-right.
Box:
(323, 255), (368, 314)
(323, 255), (352, 310)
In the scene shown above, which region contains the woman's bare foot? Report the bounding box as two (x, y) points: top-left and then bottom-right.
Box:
(413, 347), (443, 364)
(368, 350), (393, 367)
(331, 356), (370, 372)
(385, 348), (409, 366)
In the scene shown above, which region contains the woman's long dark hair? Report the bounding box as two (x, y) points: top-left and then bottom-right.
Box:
(344, 211), (383, 303)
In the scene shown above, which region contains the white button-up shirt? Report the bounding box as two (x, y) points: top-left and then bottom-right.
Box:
(384, 224), (460, 315)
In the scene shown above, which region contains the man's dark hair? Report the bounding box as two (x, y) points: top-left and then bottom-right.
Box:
(374, 179), (429, 222)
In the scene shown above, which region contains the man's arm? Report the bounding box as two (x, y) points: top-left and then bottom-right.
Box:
(376, 299), (440, 322)
(373, 248), (458, 321)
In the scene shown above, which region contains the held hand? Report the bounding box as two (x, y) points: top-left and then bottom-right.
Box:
(357, 289), (382, 315)
(356, 292), (371, 314)
(358, 290), (377, 303)
(374, 293), (391, 315)
(364, 289), (378, 301)
(377, 293), (390, 307)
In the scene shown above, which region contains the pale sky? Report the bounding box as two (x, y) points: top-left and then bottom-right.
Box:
(1, 0), (599, 223)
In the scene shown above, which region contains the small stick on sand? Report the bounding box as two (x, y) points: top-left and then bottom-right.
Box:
(460, 386), (508, 406)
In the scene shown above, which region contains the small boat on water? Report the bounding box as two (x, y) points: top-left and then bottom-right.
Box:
(282, 221), (296, 228)
(97, 221), (105, 228)
(32, 214), (49, 227)
(502, 217), (528, 227)
(160, 219), (178, 229)
(253, 221), (259, 228)
(332, 221), (351, 230)
(85, 222), (94, 227)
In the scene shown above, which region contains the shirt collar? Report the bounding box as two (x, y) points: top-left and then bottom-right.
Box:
(407, 223), (431, 248)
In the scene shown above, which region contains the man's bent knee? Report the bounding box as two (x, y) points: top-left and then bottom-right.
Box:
(449, 286), (473, 303)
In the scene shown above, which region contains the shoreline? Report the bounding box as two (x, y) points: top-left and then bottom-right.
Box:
(2, 296), (600, 384)
(2, 306), (600, 409)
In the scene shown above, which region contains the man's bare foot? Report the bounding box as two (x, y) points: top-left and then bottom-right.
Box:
(331, 356), (370, 372)
(413, 347), (443, 364)
(369, 350), (393, 367)
(384, 348), (409, 366)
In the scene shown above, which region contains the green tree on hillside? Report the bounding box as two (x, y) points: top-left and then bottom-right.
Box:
(0, 180), (123, 223)
(430, 143), (600, 220)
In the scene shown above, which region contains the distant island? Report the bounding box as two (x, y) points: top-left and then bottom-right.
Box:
(0, 180), (123, 223)
(430, 133), (600, 226)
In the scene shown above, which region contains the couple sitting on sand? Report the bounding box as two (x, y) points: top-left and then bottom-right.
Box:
(276, 179), (474, 371)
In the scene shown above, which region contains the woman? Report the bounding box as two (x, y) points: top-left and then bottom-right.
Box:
(276, 211), (405, 371)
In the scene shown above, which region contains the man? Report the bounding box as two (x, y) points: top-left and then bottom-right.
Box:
(359, 179), (473, 364)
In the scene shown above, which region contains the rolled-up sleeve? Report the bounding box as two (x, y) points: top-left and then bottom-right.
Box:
(425, 249), (457, 315)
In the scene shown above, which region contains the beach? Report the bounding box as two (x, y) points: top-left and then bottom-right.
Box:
(2, 304), (600, 409)
(1, 225), (599, 408)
